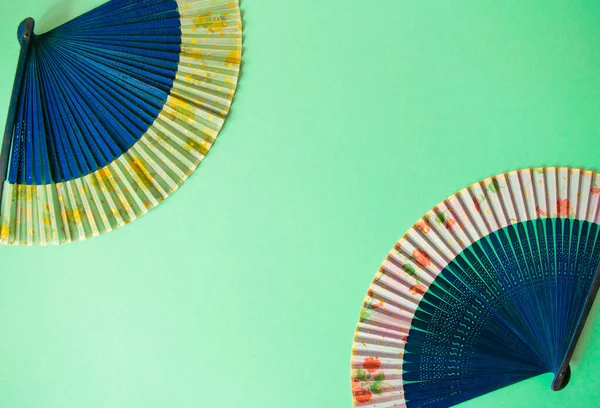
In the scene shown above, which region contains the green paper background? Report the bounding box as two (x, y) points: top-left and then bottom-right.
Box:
(1, 0), (600, 407)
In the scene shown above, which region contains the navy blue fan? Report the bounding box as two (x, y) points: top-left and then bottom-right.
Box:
(351, 168), (600, 407)
(0, 0), (242, 245)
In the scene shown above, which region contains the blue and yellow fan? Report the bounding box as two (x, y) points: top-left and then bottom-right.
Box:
(352, 167), (600, 407)
(0, 0), (242, 245)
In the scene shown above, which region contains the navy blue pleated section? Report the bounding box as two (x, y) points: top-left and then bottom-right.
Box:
(8, 0), (181, 185)
(403, 218), (600, 407)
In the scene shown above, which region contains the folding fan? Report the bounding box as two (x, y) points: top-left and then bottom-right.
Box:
(351, 167), (600, 407)
(0, 0), (242, 245)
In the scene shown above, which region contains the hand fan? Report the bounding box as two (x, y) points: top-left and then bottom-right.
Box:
(0, 0), (242, 245)
(351, 167), (600, 407)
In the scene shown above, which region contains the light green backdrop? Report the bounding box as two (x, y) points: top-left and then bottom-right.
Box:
(1, 0), (599, 407)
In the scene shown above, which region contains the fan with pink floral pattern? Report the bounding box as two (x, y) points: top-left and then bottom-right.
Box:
(351, 167), (600, 407)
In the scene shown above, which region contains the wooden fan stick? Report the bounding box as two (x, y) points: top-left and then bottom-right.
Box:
(0, 18), (35, 206)
(552, 264), (600, 391)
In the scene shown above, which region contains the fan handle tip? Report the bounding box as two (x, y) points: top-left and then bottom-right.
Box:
(551, 365), (571, 391)
(17, 18), (35, 44)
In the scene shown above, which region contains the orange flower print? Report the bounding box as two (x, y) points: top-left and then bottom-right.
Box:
(444, 218), (457, 230)
(592, 187), (600, 195)
(353, 359), (389, 403)
(416, 219), (430, 233)
(366, 290), (383, 309)
(435, 211), (458, 230)
(557, 199), (569, 217)
(412, 249), (430, 267)
(363, 357), (381, 373)
(535, 206), (546, 216)
(473, 196), (482, 212)
(410, 284), (427, 295)
(402, 335), (408, 343)
(353, 384), (372, 403)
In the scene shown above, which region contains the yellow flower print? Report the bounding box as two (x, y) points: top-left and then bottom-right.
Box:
(16, 185), (36, 202)
(193, 13), (212, 28)
(130, 157), (151, 180)
(208, 18), (227, 33)
(166, 98), (195, 122)
(62, 209), (77, 224)
(225, 49), (241, 65)
(91, 168), (117, 192)
(26, 187), (35, 202)
(118, 196), (132, 211)
(182, 46), (204, 60)
(193, 12), (228, 33)
(99, 167), (116, 184)
(72, 208), (82, 224)
(1, 224), (9, 240)
(60, 209), (69, 222)
(183, 137), (199, 152)
(182, 136), (209, 153)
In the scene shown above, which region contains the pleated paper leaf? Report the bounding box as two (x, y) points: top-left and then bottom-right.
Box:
(351, 167), (600, 407)
(0, 0), (242, 245)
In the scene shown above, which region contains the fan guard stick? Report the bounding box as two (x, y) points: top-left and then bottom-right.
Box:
(552, 264), (600, 391)
(0, 18), (35, 206)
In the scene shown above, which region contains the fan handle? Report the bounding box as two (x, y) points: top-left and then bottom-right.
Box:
(0, 18), (35, 205)
(552, 264), (600, 391)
